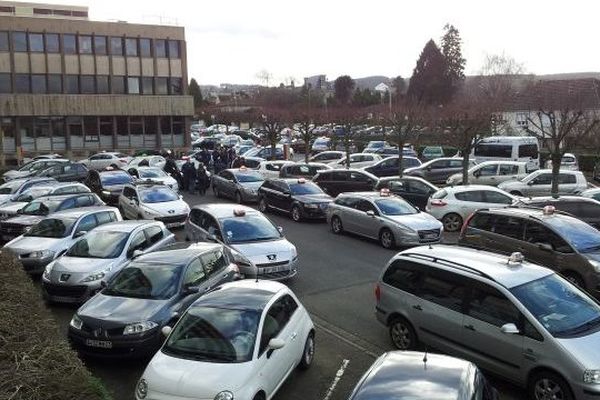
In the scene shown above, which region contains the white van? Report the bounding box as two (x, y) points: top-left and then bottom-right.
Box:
(471, 136), (539, 172)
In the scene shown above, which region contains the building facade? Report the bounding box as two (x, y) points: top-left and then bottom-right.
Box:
(0, 1), (193, 165)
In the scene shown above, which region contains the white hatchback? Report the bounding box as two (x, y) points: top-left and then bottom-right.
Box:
(136, 280), (315, 400)
(328, 153), (382, 169)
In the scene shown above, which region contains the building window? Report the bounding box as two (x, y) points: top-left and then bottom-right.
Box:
(13, 32), (27, 52)
(130, 116), (143, 135)
(94, 35), (107, 55)
(33, 8), (52, 15)
(34, 117), (51, 146)
(80, 75), (95, 94)
(63, 34), (77, 54)
(112, 76), (126, 94)
(160, 116), (171, 134)
(47, 74), (62, 93)
(516, 112), (529, 127)
(99, 117), (113, 136)
(67, 116), (83, 145)
(1, 117), (16, 153)
(46, 33), (59, 53)
(50, 117), (66, 150)
(29, 33), (44, 52)
(125, 38), (138, 56)
(155, 39), (166, 58)
(140, 38), (151, 57)
(96, 75), (109, 94)
(0, 73), (10, 93)
(172, 117), (184, 135)
(65, 75), (79, 94)
(15, 74), (30, 93)
(84, 116), (98, 141)
(0, 31), (8, 51)
(155, 77), (168, 95)
(20, 117), (34, 151)
(144, 116), (157, 135)
(127, 77), (140, 94)
(116, 117), (128, 136)
(79, 35), (93, 54)
(170, 77), (182, 95)
(110, 37), (123, 56)
(141, 77), (153, 95)
(168, 40), (180, 58)
(31, 75), (47, 93)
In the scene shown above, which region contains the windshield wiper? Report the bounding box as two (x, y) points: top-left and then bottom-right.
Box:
(581, 244), (600, 253)
(557, 316), (600, 336)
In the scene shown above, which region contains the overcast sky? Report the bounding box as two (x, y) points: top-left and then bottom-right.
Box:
(36, 0), (600, 85)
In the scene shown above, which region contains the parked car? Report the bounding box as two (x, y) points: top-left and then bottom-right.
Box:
(128, 155), (167, 169)
(309, 150), (345, 164)
(362, 141), (391, 154)
(497, 169), (588, 197)
(348, 351), (498, 400)
(471, 135), (540, 172)
(3, 206), (121, 274)
(374, 176), (438, 210)
(312, 169), (378, 197)
(128, 166), (179, 191)
(517, 196), (600, 229)
(545, 152), (579, 171)
(363, 156), (422, 177)
(426, 185), (517, 232)
(84, 169), (134, 205)
(0, 177), (57, 205)
(459, 206), (600, 293)
(279, 162), (332, 179)
(446, 161), (528, 186)
(212, 168), (265, 203)
(0, 192), (104, 242)
(135, 280), (315, 400)
(328, 153), (382, 169)
(35, 162), (88, 183)
(421, 146), (444, 161)
(327, 191), (442, 248)
(118, 182), (189, 228)
(42, 220), (175, 304)
(404, 157), (477, 184)
(256, 160), (295, 179)
(2, 159), (69, 181)
(185, 204), (298, 280)
(375, 244), (600, 400)
(582, 188), (600, 202)
(311, 136), (331, 154)
(67, 242), (239, 358)
(243, 145), (294, 160)
(80, 152), (132, 170)
(258, 178), (333, 222)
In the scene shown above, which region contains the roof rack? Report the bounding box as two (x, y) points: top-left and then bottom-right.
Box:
(401, 252), (497, 283)
(506, 204), (573, 218)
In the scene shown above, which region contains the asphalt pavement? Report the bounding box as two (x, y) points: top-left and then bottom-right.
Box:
(42, 188), (527, 400)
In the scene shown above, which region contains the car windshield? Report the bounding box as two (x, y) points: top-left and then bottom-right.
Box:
(12, 188), (51, 202)
(234, 172), (264, 183)
(562, 156), (576, 163)
(511, 275), (600, 338)
(289, 182), (323, 195)
(21, 199), (62, 215)
(140, 187), (179, 203)
(0, 180), (23, 194)
(24, 217), (77, 238)
(375, 198), (418, 215)
(163, 307), (260, 363)
(66, 231), (129, 258)
(100, 172), (132, 186)
(220, 215), (281, 244)
(138, 168), (167, 178)
(544, 218), (600, 253)
(103, 263), (182, 299)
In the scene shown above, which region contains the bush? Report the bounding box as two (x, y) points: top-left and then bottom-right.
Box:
(0, 251), (112, 400)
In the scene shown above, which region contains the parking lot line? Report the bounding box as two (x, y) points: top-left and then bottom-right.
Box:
(323, 359), (350, 400)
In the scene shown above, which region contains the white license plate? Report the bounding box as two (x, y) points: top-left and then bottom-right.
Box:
(264, 266), (284, 274)
(424, 234), (438, 239)
(166, 222), (179, 228)
(85, 339), (112, 348)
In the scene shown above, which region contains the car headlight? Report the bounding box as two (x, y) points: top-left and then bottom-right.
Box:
(291, 246), (298, 261)
(142, 206), (161, 218)
(29, 250), (55, 259)
(102, 190), (111, 196)
(214, 391), (234, 400)
(123, 321), (158, 335)
(584, 370), (600, 384)
(303, 203), (318, 209)
(588, 260), (600, 273)
(81, 264), (113, 283)
(70, 314), (83, 330)
(136, 378), (148, 399)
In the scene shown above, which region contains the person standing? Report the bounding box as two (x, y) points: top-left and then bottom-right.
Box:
(196, 162), (209, 195)
(181, 157), (197, 194)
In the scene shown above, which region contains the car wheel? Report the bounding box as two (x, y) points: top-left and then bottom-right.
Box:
(258, 198), (269, 213)
(297, 332), (315, 370)
(291, 205), (302, 222)
(529, 371), (573, 400)
(389, 317), (417, 350)
(137, 213), (143, 220)
(562, 271), (586, 290)
(110, 163), (118, 169)
(252, 394), (266, 400)
(331, 216), (343, 234)
(442, 213), (463, 232)
(379, 229), (396, 249)
(235, 191), (243, 204)
(510, 190), (523, 196)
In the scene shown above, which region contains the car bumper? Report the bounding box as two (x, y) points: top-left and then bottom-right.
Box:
(301, 205), (328, 219)
(571, 382), (600, 400)
(242, 191), (259, 202)
(42, 280), (101, 304)
(154, 214), (188, 229)
(19, 256), (54, 275)
(68, 327), (162, 359)
(375, 306), (388, 326)
(254, 258), (298, 281)
(101, 193), (120, 205)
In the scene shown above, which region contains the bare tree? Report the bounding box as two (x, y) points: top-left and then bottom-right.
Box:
(330, 107), (366, 168)
(292, 107), (324, 163)
(256, 69), (273, 87)
(258, 108), (288, 161)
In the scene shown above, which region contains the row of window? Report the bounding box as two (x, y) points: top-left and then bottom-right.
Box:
(0, 73), (182, 95)
(0, 6), (88, 17)
(0, 31), (181, 58)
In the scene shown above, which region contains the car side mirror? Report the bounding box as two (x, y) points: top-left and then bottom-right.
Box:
(282, 190), (291, 196)
(183, 285), (200, 295)
(267, 337), (285, 350)
(277, 226), (283, 234)
(366, 210), (375, 217)
(73, 230), (87, 238)
(527, 180), (535, 186)
(500, 323), (520, 335)
(131, 249), (144, 258)
(538, 243), (553, 252)
(206, 233), (217, 242)
(161, 326), (172, 337)
(100, 280), (107, 288)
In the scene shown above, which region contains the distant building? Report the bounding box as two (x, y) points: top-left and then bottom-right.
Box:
(304, 74), (328, 90)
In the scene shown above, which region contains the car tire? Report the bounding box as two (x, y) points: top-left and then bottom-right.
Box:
(258, 198), (269, 213)
(379, 228), (396, 249)
(562, 271), (586, 290)
(441, 213), (463, 232)
(297, 332), (315, 370)
(331, 216), (343, 234)
(509, 190), (523, 196)
(291, 205), (302, 222)
(137, 213), (143, 220)
(252, 394), (266, 400)
(389, 317), (418, 350)
(110, 163), (118, 169)
(235, 191), (243, 204)
(528, 370), (574, 400)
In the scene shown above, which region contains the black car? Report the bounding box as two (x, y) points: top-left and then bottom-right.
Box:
(375, 176), (438, 210)
(36, 162), (88, 182)
(258, 178), (333, 222)
(312, 169), (378, 197)
(364, 156), (422, 177)
(84, 169), (133, 205)
(67, 242), (239, 358)
(516, 196), (600, 229)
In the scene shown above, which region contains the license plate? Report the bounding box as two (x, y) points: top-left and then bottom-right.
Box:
(85, 339), (112, 348)
(425, 233), (438, 239)
(166, 222), (179, 228)
(263, 266), (284, 274)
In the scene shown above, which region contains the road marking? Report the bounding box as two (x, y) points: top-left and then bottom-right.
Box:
(323, 359), (350, 400)
(313, 317), (381, 358)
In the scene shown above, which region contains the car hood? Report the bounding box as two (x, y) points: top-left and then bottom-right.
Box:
(143, 200), (189, 215)
(143, 351), (254, 396)
(78, 293), (167, 324)
(5, 235), (64, 254)
(293, 194), (332, 204)
(230, 239), (295, 264)
(0, 194), (14, 204)
(3, 214), (44, 226)
(497, 179), (523, 189)
(447, 172), (462, 182)
(557, 328), (600, 369)
(383, 212), (443, 231)
(47, 256), (119, 285)
(239, 182), (263, 191)
(0, 202), (28, 213)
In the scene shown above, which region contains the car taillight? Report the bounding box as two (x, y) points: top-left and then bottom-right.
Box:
(430, 199), (447, 206)
(460, 212), (475, 237)
(375, 283), (381, 303)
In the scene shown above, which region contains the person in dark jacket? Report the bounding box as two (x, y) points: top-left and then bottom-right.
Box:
(231, 156), (246, 168)
(196, 163), (209, 195)
(181, 157), (197, 194)
(163, 153), (183, 188)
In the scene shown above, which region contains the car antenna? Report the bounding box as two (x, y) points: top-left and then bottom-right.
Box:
(423, 347), (428, 369)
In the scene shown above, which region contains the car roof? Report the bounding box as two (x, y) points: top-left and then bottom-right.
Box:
(47, 206), (117, 219)
(32, 193), (93, 201)
(190, 280), (287, 312)
(530, 169), (582, 175)
(226, 168), (263, 174)
(192, 203), (259, 219)
(397, 244), (553, 289)
(92, 220), (157, 232)
(133, 243), (222, 266)
(339, 191), (399, 200)
(519, 196), (600, 204)
(475, 160), (526, 166)
(351, 351), (472, 400)
(443, 184), (507, 193)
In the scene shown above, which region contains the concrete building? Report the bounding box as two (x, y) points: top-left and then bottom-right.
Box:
(0, 1), (193, 165)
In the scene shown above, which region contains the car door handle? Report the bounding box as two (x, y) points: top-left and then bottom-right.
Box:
(463, 324), (476, 331)
(290, 332), (298, 340)
(412, 305), (423, 311)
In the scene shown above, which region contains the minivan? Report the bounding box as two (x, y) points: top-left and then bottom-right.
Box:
(471, 136), (539, 172)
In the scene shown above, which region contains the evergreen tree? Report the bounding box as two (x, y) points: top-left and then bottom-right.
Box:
(441, 24), (466, 97)
(334, 75), (355, 104)
(407, 39), (451, 104)
(188, 78), (203, 108)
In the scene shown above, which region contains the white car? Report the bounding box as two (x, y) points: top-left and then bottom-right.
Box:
(136, 280), (315, 400)
(3, 159), (69, 181)
(80, 152), (131, 170)
(328, 153), (382, 169)
(128, 155), (167, 169)
(256, 160), (295, 179)
(118, 182), (189, 228)
(446, 161), (528, 186)
(498, 169), (588, 197)
(425, 185), (518, 232)
(129, 167), (179, 191)
(545, 152), (579, 171)
(309, 150), (345, 163)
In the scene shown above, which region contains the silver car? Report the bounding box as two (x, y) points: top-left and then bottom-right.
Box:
(212, 168), (265, 203)
(498, 169), (588, 196)
(326, 191), (443, 249)
(0, 177), (57, 205)
(376, 245), (600, 400)
(41, 220), (175, 303)
(446, 161), (528, 186)
(3, 206), (121, 274)
(185, 204), (298, 280)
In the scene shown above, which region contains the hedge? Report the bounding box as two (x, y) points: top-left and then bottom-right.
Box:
(0, 251), (112, 400)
